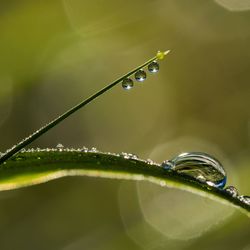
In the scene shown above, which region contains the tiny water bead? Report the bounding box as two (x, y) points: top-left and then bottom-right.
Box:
(122, 78), (133, 90)
(238, 196), (250, 206)
(148, 61), (159, 73)
(89, 147), (98, 153)
(81, 146), (88, 152)
(161, 152), (227, 188)
(120, 152), (138, 160)
(56, 143), (64, 151)
(135, 70), (146, 82)
(224, 186), (238, 198)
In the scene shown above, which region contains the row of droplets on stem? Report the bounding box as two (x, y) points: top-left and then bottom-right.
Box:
(122, 60), (160, 90)
(4, 144), (249, 208)
(0, 51), (170, 165)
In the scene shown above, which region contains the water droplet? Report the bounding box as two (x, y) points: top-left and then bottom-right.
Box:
(146, 159), (155, 165)
(238, 195), (250, 206)
(135, 70), (146, 82)
(122, 78), (133, 90)
(148, 61), (159, 73)
(224, 186), (238, 198)
(89, 147), (97, 153)
(81, 146), (89, 153)
(161, 160), (174, 170)
(162, 152), (227, 188)
(56, 143), (64, 151)
(131, 154), (138, 160)
(81, 146), (88, 152)
(120, 152), (138, 160)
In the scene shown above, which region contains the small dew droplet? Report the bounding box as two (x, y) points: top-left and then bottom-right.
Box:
(161, 160), (174, 170)
(122, 78), (133, 90)
(238, 195), (250, 206)
(224, 186), (238, 198)
(148, 61), (159, 73)
(56, 143), (64, 151)
(135, 70), (146, 82)
(81, 146), (88, 152)
(146, 159), (156, 165)
(162, 152), (227, 188)
(120, 152), (138, 160)
(89, 147), (97, 153)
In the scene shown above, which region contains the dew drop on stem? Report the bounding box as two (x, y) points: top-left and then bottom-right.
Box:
(224, 186), (238, 198)
(135, 70), (146, 82)
(148, 61), (159, 73)
(122, 78), (133, 90)
(56, 143), (64, 151)
(238, 195), (250, 206)
(161, 152), (227, 188)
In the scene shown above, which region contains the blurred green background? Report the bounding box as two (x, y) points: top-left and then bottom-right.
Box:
(0, 0), (250, 249)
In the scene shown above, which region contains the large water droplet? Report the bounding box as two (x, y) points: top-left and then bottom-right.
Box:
(135, 70), (146, 82)
(122, 78), (133, 90)
(224, 186), (238, 198)
(148, 61), (159, 73)
(238, 195), (250, 206)
(162, 152), (227, 188)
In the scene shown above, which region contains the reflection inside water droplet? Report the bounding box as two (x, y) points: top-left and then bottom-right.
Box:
(135, 70), (146, 82)
(122, 78), (133, 90)
(162, 152), (227, 188)
(148, 61), (159, 73)
(224, 186), (238, 198)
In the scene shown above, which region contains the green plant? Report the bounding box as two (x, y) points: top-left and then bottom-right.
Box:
(0, 51), (249, 217)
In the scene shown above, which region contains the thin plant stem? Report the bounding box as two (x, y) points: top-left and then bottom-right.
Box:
(0, 50), (170, 164)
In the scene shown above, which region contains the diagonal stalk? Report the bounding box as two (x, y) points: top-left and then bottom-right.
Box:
(0, 51), (170, 164)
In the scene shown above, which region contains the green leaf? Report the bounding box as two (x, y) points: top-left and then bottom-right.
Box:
(1, 149), (249, 218)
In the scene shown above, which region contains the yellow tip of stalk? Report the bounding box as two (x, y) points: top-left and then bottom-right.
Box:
(156, 50), (171, 60)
